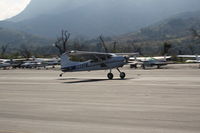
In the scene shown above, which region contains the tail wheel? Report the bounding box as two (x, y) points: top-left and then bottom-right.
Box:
(107, 73), (114, 79)
(120, 72), (126, 79)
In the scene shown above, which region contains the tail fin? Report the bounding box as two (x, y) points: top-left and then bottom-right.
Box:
(60, 53), (77, 69)
(164, 55), (167, 62)
(196, 55), (200, 61)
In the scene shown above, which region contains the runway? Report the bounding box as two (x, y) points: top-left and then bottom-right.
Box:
(0, 65), (200, 133)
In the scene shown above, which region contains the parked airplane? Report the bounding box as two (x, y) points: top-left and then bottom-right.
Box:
(21, 61), (43, 68)
(129, 56), (172, 69)
(0, 59), (11, 69)
(33, 57), (60, 67)
(60, 51), (137, 79)
(20, 57), (60, 68)
(0, 57), (60, 69)
(177, 55), (200, 63)
(140, 57), (169, 69)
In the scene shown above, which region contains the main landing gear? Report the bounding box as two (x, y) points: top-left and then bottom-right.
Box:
(107, 68), (126, 80)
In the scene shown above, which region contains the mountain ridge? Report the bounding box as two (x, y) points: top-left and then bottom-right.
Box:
(2, 0), (200, 38)
(115, 10), (200, 42)
(0, 27), (53, 48)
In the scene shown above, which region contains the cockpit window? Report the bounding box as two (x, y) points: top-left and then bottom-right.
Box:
(69, 54), (112, 62)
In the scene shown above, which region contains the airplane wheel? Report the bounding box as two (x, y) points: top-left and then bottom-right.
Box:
(120, 72), (126, 79)
(107, 73), (113, 80)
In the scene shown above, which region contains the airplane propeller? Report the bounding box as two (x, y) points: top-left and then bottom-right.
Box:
(124, 56), (129, 63)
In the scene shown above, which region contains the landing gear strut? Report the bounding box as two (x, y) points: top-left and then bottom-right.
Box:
(107, 68), (126, 80)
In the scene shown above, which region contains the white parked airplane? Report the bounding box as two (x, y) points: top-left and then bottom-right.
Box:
(34, 57), (60, 66)
(177, 55), (200, 63)
(21, 57), (60, 68)
(21, 61), (43, 68)
(129, 56), (172, 69)
(59, 51), (136, 79)
(129, 56), (172, 62)
(0, 59), (28, 69)
(0, 60), (11, 69)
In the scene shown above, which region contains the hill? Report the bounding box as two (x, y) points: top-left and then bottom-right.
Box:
(0, 27), (53, 48)
(2, 0), (200, 38)
(113, 11), (200, 55)
(117, 11), (200, 41)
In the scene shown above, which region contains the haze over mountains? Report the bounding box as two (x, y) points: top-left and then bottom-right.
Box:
(117, 11), (200, 41)
(1, 0), (200, 38)
(0, 27), (52, 47)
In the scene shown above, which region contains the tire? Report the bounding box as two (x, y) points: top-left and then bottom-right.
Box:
(120, 72), (126, 79)
(107, 73), (114, 79)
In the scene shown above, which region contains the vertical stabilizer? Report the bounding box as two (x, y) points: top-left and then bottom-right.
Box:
(60, 53), (79, 69)
(164, 54), (167, 62)
(196, 55), (200, 61)
(61, 53), (70, 68)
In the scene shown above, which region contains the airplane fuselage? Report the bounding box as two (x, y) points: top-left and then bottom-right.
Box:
(61, 56), (126, 72)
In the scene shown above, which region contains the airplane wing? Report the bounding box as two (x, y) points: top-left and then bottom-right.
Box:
(114, 53), (139, 56)
(177, 55), (200, 58)
(68, 51), (138, 56)
(68, 51), (112, 56)
(66, 51), (138, 63)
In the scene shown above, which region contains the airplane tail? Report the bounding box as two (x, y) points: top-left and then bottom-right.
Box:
(60, 53), (77, 69)
(196, 55), (200, 61)
(164, 55), (167, 62)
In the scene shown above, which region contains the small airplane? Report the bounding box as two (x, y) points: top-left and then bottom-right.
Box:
(177, 55), (200, 63)
(130, 56), (172, 62)
(33, 57), (60, 67)
(0, 58), (33, 69)
(21, 61), (43, 68)
(129, 56), (172, 69)
(20, 57), (60, 68)
(59, 51), (137, 79)
(0, 59), (11, 69)
(140, 57), (169, 69)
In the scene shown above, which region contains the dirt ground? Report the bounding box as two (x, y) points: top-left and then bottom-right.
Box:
(0, 64), (200, 133)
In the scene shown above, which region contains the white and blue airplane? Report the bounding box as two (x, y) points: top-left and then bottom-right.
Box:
(59, 51), (137, 79)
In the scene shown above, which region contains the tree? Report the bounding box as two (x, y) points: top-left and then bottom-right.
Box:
(54, 30), (71, 55)
(190, 28), (200, 54)
(19, 45), (32, 58)
(163, 42), (172, 55)
(0, 44), (9, 58)
(71, 36), (88, 51)
(99, 35), (109, 53)
(130, 40), (143, 55)
(190, 28), (200, 39)
(188, 44), (196, 55)
(112, 41), (117, 53)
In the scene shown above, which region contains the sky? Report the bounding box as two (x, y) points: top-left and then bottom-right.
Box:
(0, 0), (31, 21)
